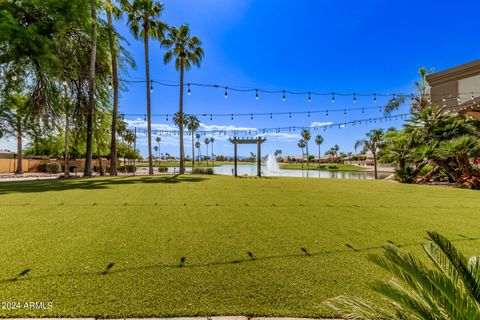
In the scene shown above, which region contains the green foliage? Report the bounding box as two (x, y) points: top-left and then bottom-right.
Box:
(326, 231), (480, 319)
(192, 167), (214, 174)
(157, 166), (168, 173)
(394, 167), (417, 183)
(118, 164), (136, 173)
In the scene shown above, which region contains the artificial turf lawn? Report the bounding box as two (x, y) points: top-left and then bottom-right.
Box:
(0, 175), (479, 318)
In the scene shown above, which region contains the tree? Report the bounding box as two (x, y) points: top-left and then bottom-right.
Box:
(298, 139), (306, 168)
(186, 115), (200, 170)
(125, 0), (167, 175)
(195, 141), (201, 164)
(155, 136), (161, 164)
(327, 231), (480, 319)
(204, 138), (210, 166)
(301, 129), (311, 166)
(355, 129), (384, 179)
(210, 137), (215, 166)
(315, 134), (324, 167)
(162, 24), (204, 174)
(274, 149), (282, 159)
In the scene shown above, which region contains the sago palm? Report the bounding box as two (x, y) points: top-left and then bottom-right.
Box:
(124, 0), (167, 175)
(326, 231), (480, 320)
(162, 24), (204, 174)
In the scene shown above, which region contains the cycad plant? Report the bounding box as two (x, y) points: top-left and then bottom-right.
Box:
(326, 231), (480, 319)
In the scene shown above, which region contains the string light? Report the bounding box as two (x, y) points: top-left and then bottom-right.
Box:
(331, 93), (335, 103)
(392, 94), (396, 103)
(187, 84), (191, 95)
(255, 89), (259, 100)
(150, 84), (154, 93)
(308, 92), (311, 102)
(224, 87), (228, 99)
(282, 90), (286, 101)
(373, 93), (377, 104)
(353, 93), (357, 103)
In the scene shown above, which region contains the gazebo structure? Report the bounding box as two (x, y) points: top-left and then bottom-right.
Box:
(229, 137), (266, 177)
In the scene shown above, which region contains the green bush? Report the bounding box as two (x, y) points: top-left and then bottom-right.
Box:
(419, 165), (434, 176)
(158, 167), (168, 173)
(394, 167), (416, 183)
(46, 162), (62, 173)
(119, 165), (136, 173)
(192, 167), (214, 175)
(327, 165), (339, 170)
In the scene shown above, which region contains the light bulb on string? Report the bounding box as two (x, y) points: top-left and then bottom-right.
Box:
(308, 92), (311, 103)
(307, 111), (310, 118)
(231, 114), (234, 120)
(250, 114), (253, 120)
(224, 87), (228, 99)
(289, 112), (292, 118)
(270, 113), (273, 119)
(344, 109), (347, 115)
(325, 109), (329, 116)
(210, 114), (213, 121)
(255, 89), (259, 100)
(282, 90), (286, 101)
(166, 114), (169, 121)
(411, 94), (414, 102)
(331, 93), (335, 103)
(353, 93), (357, 103)
(373, 93), (377, 104)
(144, 114), (147, 121)
(150, 84), (154, 93)
(362, 107), (365, 113)
(187, 84), (191, 95)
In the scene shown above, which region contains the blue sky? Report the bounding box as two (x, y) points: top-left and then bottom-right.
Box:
(3, 0), (480, 157)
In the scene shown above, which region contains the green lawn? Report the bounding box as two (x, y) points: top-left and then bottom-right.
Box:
(280, 163), (365, 171)
(0, 175), (479, 318)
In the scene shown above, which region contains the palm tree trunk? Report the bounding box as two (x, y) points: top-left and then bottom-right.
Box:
(85, 2), (97, 177)
(15, 117), (23, 174)
(178, 62), (185, 174)
(318, 145), (321, 167)
(107, 5), (119, 176)
(191, 132), (195, 171)
(64, 108), (70, 177)
(212, 141), (214, 166)
(306, 143), (309, 166)
(373, 152), (378, 179)
(206, 144), (208, 166)
(143, 23), (153, 175)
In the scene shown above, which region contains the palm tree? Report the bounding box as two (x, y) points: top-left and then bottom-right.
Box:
(301, 129), (311, 166)
(124, 0), (167, 175)
(84, 0), (98, 177)
(162, 24), (204, 175)
(153, 145), (158, 163)
(355, 129), (384, 179)
(204, 138), (210, 166)
(155, 136), (161, 165)
(327, 231), (480, 319)
(186, 115), (200, 170)
(315, 134), (324, 167)
(123, 129), (135, 165)
(298, 139), (306, 168)
(195, 140), (201, 164)
(210, 137), (215, 166)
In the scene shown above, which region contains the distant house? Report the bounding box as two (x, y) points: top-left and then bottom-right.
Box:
(426, 59), (480, 120)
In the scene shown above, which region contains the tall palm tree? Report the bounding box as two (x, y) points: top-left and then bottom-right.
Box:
(153, 145), (158, 162)
(327, 231), (480, 319)
(124, 0), (167, 175)
(123, 129), (135, 165)
(204, 138), (210, 166)
(162, 24), (204, 174)
(155, 136), (161, 165)
(210, 137), (215, 166)
(301, 129), (311, 166)
(298, 139), (306, 168)
(186, 115), (200, 170)
(315, 134), (324, 167)
(355, 129), (384, 179)
(84, 0), (98, 177)
(195, 140), (201, 164)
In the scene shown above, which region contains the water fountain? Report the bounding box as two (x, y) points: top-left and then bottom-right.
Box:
(265, 152), (280, 175)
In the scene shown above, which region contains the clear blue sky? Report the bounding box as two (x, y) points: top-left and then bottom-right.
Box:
(4, 0), (480, 157)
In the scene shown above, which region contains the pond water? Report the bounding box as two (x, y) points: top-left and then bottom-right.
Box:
(165, 164), (390, 180)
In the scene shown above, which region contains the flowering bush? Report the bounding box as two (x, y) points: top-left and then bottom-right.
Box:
(458, 173), (480, 189)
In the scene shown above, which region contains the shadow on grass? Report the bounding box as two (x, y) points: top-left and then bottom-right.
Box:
(0, 175), (207, 195)
(2, 235), (479, 285)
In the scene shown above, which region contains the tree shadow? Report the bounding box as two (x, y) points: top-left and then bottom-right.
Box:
(0, 175), (207, 195)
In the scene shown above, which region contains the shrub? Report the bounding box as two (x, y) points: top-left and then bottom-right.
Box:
(394, 167), (416, 183)
(158, 167), (168, 173)
(46, 162), (62, 173)
(192, 167), (214, 175)
(37, 163), (48, 172)
(458, 173), (480, 189)
(418, 164), (434, 176)
(327, 165), (339, 170)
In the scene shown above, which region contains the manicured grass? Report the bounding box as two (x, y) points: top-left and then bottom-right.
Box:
(0, 176), (479, 318)
(280, 162), (365, 171)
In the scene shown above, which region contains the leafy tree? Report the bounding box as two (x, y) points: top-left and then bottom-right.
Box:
(162, 24), (204, 174)
(327, 231), (480, 319)
(124, 0), (167, 175)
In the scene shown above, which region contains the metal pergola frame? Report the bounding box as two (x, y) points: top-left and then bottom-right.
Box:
(229, 137), (267, 177)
